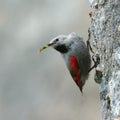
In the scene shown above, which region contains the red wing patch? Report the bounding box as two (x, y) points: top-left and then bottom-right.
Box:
(69, 55), (83, 92)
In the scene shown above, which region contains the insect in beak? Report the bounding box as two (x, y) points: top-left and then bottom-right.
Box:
(38, 43), (54, 53)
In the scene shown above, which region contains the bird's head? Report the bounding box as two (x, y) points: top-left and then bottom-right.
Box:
(39, 33), (77, 53)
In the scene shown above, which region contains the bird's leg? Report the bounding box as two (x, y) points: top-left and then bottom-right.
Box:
(86, 27), (100, 72)
(86, 28), (94, 53)
(88, 54), (100, 72)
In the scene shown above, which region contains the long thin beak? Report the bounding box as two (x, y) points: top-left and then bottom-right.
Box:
(38, 43), (53, 53)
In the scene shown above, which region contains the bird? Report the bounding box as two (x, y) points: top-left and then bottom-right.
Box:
(39, 32), (91, 93)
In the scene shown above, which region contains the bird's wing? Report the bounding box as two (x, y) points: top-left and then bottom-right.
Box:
(69, 55), (83, 93)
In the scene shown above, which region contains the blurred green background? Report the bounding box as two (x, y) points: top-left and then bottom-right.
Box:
(0, 0), (101, 120)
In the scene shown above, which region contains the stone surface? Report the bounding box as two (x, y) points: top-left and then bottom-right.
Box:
(90, 0), (120, 119)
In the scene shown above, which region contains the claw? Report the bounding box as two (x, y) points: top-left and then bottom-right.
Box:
(88, 54), (100, 72)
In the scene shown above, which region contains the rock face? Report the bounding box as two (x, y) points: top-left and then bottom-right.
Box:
(90, 0), (120, 119)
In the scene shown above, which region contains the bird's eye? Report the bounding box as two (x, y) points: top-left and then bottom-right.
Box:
(55, 38), (59, 42)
